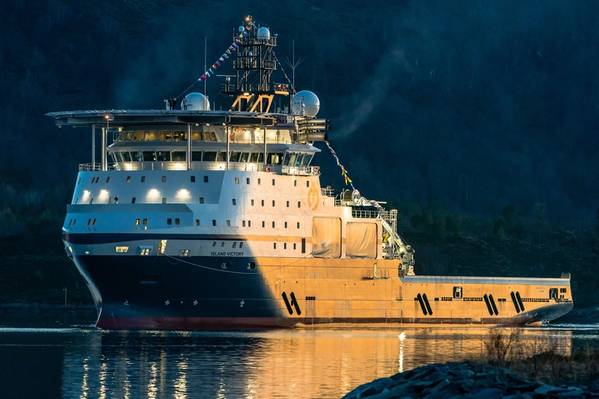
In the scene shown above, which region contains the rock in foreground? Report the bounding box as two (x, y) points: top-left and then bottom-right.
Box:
(342, 361), (598, 398)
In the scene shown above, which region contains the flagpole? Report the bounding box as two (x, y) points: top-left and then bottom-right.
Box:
(203, 36), (207, 98)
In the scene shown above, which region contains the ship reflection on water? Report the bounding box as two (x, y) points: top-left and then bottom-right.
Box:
(1, 326), (596, 399)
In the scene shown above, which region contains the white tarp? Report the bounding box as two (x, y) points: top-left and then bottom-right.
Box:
(312, 217), (341, 258)
(346, 222), (378, 258)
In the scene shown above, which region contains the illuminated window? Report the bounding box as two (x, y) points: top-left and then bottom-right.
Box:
(115, 246), (129, 253)
(139, 247), (152, 256)
(135, 218), (141, 225)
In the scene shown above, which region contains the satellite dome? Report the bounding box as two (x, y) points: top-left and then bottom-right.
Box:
(181, 92), (210, 111)
(257, 26), (271, 41)
(291, 90), (320, 117)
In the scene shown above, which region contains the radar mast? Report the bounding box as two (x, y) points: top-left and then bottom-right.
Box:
(222, 15), (290, 113)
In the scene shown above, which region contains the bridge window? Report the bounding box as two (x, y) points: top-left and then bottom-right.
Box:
(143, 151), (156, 162)
(239, 152), (250, 162)
(203, 152), (217, 162)
(172, 151), (186, 161)
(122, 152), (132, 162)
(230, 152), (241, 162)
(216, 152), (227, 161)
(192, 151), (202, 161)
(156, 151), (171, 161)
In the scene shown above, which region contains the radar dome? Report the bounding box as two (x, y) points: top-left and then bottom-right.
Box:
(181, 92), (210, 111)
(291, 90), (320, 117)
(257, 26), (271, 40)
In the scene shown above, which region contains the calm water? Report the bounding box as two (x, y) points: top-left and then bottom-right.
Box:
(1, 325), (598, 399)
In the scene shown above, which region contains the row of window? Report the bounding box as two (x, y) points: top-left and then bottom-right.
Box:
(88, 174), (311, 188)
(134, 218), (303, 229)
(111, 151), (287, 165)
(91, 175), (210, 184)
(114, 240), (304, 255)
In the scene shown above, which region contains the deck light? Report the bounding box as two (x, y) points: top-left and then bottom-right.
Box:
(98, 189), (109, 203)
(147, 188), (161, 202)
(176, 189), (191, 201)
(81, 190), (91, 203)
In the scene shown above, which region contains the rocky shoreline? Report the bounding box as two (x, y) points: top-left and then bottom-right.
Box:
(342, 361), (599, 398)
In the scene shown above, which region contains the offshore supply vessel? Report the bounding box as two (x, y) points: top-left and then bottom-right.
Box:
(49, 16), (573, 330)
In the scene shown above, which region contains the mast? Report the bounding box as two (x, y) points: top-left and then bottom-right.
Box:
(222, 15), (289, 112)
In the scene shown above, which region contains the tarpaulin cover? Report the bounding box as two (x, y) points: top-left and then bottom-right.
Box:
(346, 222), (378, 258)
(312, 217), (341, 258)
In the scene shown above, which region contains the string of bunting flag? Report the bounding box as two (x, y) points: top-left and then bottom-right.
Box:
(198, 22), (255, 82)
(324, 140), (355, 190)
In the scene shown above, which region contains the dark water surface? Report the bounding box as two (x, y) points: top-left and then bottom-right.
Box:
(0, 325), (598, 399)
